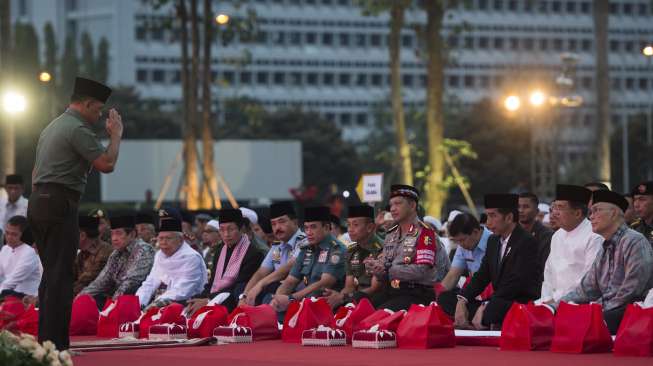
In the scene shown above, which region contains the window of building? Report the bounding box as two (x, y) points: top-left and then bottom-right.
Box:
(611, 77), (621, 90)
(539, 38), (548, 51)
(479, 37), (489, 49)
(551, 1), (562, 13)
(274, 32), (285, 45)
(307, 72), (319, 85)
(356, 33), (366, 47)
(371, 34), (382, 47)
(136, 26), (147, 41)
(306, 32), (317, 44)
(566, 1), (576, 13)
(371, 73), (383, 86)
(448, 35), (459, 48)
(494, 75), (504, 86)
(493, 0), (503, 11)
(151, 27), (164, 41)
(538, 1), (548, 13)
(523, 38), (534, 50)
(136, 69), (148, 82)
(322, 33), (333, 45)
(553, 38), (563, 51)
(610, 39), (619, 52)
(638, 3), (648, 15)
(581, 76), (592, 89)
(323, 73), (334, 85)
(480, 75), (490, 88)
(464, 75), (475, 87)
(339, 73), (350, 86)
(624, 41), (634, 52)
(464, 36), (474, 49)
(568, 39), (578, 51)
(241, 72), (252, 85)
(356, 73), (367, 86)
(609, 2), (618, 14)
(623, 3), (633, 15)
(494, 37), (504, 49)
(402, 35), (413, 47)
(273, 72), (285, 85)
(508, 0), (518, 11)
(523, 0), (534, 12)
(290, 32), (301, 45)
(223, 71), (235, 85)
(339, 33), (350, 46)
(152, 69), (165, 83)
(257, 72), (268, 84)
(478, 0), (489, 10)
(340, 113), (352, 126)
(356, 113), (367, 126)
(625, 77), (634, 89)
(509, 37), (519, 50)
(448, 75), (460, 87)
(173, 70), (181, 83)
(403, 74), (414, 87)
(581, 39), (592, 51)
(639, 78), (648, 90)
(580, 1), (591, 13)
(290, 72), (302, 86)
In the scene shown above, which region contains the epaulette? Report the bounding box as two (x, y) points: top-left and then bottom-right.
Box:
(347, 243), (359, 252)
(630, 219), (641, 228)
(387, 224), (399, 233)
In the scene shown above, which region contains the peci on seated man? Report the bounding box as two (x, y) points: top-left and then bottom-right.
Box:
(557, 190), (653, 334)
(135, 217), (207, 309)
(186, 209), (264, 314)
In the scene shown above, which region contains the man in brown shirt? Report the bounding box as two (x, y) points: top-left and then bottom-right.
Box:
(73, 216), (112, 295)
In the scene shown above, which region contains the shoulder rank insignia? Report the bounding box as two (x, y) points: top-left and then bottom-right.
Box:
(387, 224), (399, 233)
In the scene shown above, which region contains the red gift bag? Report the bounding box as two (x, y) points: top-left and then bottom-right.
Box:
(500, 302), (555, 351)
(187, 305), (228, 338)
(70, 294), (99, 336)
(334, 298), (375, 342)
(227, 304), (280, 341)
(550, 302), (613, 353)
(396, 303), (455, 349)
(282, 297), (334, 343)
(16, 305), (39, 337)
(356, 309), (406, 332)
(96, 295), (141, 338)
(613, 303), (653, 357)
(138, 303), (186, 339)
(0, 296), (25, 329)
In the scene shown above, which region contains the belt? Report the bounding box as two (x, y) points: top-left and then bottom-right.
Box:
(389, 279), (433, 290)
(34, 182), (81, 201)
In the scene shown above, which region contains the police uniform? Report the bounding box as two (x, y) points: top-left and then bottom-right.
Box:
(371, 185), (445, 311)
(28, 77), (112, 350)
(630, 182), (653, 246)
(287, 206), (346, 297)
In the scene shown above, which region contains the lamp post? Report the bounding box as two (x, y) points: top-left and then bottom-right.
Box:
(1, 89), (27, 180)
(643, 45), (653, 180)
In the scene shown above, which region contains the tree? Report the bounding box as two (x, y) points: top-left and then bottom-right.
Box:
(610, 114), (652, 193)
(60, 36), (79, 97)
(356, 0), (413, 186)
(80, 32), (95, 78)
(43, 22), (58, 77)
(96, 37), (109, 83)
(200, 0), (218, 208)
(593, 0), (611, 186)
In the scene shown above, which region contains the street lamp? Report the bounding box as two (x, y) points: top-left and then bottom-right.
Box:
(215, 13), (229, 25)
(504, 95), (521, 112)
(39, 71), (52, 83)
(2, 91), (27, 114)
(529, 90), (546, 107)
(643, 45), (653, 57)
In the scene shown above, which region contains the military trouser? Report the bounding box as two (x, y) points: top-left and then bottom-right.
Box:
(371, 286), (435, 311)
(28, 183), (80, 350)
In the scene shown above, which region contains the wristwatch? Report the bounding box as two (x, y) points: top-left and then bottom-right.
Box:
(238, 293), (247, 300)
(288, 294), (296, 302)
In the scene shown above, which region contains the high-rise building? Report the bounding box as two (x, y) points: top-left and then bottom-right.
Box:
(11, 0), (653, 176)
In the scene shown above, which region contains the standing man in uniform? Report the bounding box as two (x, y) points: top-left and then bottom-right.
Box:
(518, 192), (553, 285)
(454, 194), (540, 330)
(239, 202), (305, 306)
(28, 77), (122, 349)
(324, 205), (384, 308)
(367, 185), (450, 311)
(630, 181), (653, 246)
(270, 206), (346, 312)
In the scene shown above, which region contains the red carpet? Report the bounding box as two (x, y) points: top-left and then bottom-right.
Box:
(72, 340), (651, 366)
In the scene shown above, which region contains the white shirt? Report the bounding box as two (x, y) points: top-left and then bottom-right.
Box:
(499, 233), (512, 260)
(0, 195), (28, 228)
(136, 242), (207, 306)
(0, 243), (42, 296)
(539, 219), (603, 303)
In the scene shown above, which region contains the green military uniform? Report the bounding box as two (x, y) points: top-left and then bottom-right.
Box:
(289, 234), (347, 297)
(630, 181), (653, 247)
(345, 234), (383, 290)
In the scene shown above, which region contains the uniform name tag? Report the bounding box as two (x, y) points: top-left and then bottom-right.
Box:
(318, 250), (328, 263)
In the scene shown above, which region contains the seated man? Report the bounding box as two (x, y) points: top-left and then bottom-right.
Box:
(559, 190), (653, 334)
(239, 202), (306, 306)
(187, 209), (264, 313)
(367, 185), (450, 311)
(135, 211), (157, 246)
(73, 215), (113, 295)
(437, 212), (492, 317)
(201, 219), (221, 268)
(79, 216), (155, 308)
(538, 185), (603, 304)
(630, 181), (653, 246)
(454, 194), (540, 330)
(1, 175), (28, 228)
(135, 217), (207, 309)
(0, 216), (42, 300)
(270, 206), (346, 312)
(324, 205), (384, 308)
